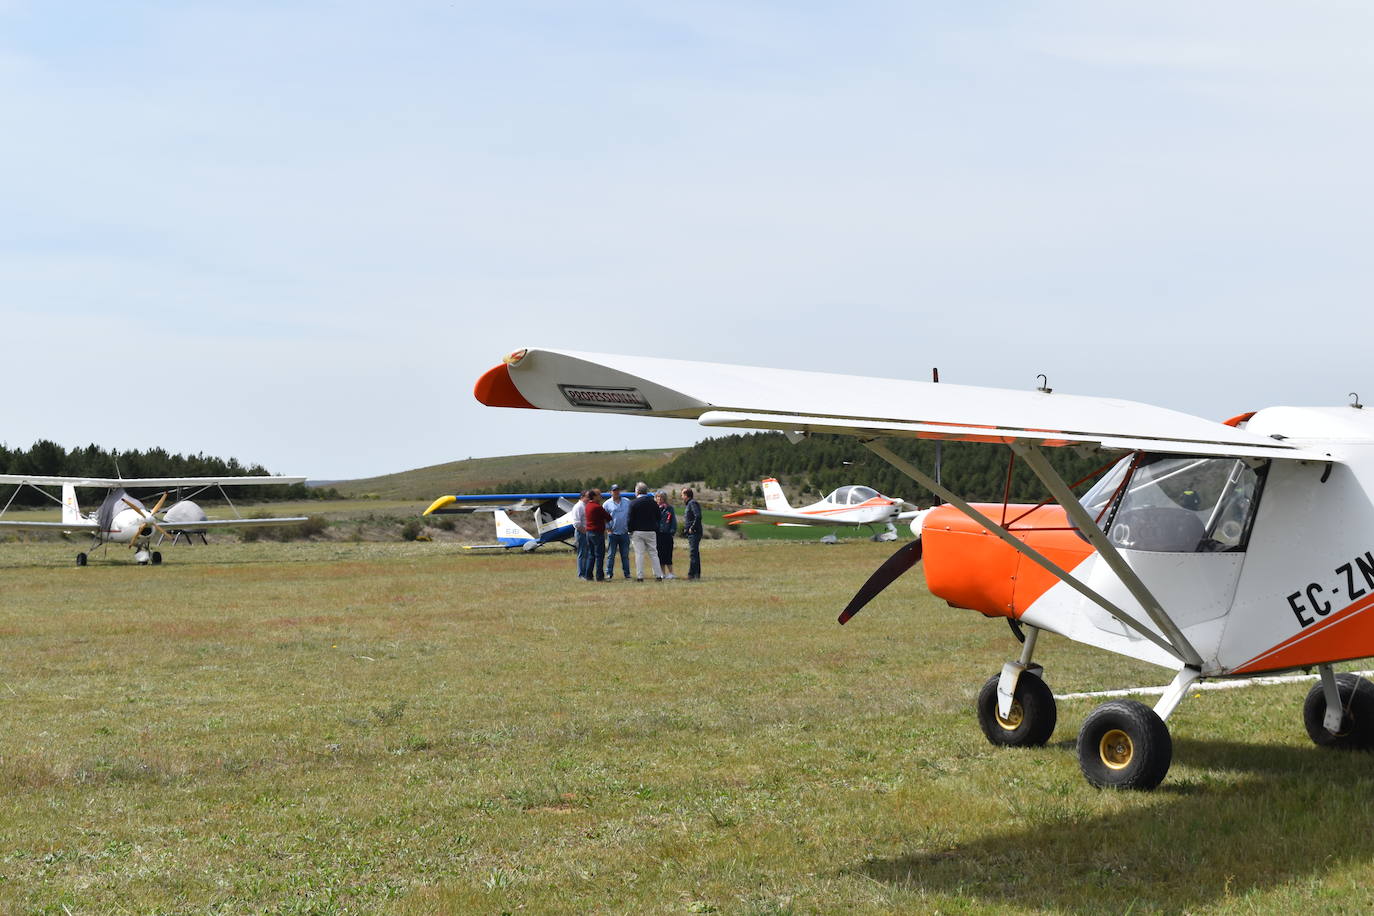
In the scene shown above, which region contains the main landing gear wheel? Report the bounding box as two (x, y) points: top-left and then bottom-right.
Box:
(75, 553), (87, 567)
(1303, 674), (1374, 750)
(1077, 700), (1172, 790)
(976, 671), (1057, 747)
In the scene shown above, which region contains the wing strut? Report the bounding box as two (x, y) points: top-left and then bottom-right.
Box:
(1011, 442), (1202, 667)
(861, 439), (1188, 664)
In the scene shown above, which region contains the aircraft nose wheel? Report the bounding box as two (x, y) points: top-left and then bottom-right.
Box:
(1076, 700), (1172, 790)
(976, 671), (1057, 747)
(1303, 674), (1374, 750)
(75, 552), (87, 567)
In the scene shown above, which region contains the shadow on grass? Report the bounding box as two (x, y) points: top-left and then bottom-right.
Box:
(854, 738), (1374, 911)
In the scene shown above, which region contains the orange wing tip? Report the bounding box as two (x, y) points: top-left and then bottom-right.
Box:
(723, 509), (757, 520)
(474, 363), (536, 409)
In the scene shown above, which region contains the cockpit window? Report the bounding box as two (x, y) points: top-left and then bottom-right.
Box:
(1077, 454), (1267, 553)
(847, 486), (878, 504)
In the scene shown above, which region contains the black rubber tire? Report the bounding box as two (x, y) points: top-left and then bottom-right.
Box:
(75, 553), (87, 567)
(151, 551), (163, 566)
(1077, 700), (1173, 790)
(1303, 674), (1374, 750)
(976, 671), (1057, 747)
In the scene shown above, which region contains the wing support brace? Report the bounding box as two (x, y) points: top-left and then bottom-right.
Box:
(1011, 442), (1204, 668)
(862, 439), (1189, 665)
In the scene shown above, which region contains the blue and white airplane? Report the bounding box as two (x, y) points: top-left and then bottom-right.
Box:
(422, 492), (581, 551)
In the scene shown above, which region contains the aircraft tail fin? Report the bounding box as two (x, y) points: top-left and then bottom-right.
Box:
(61, 484), (83, 525)
(761, 478), (791, 512)
(493, 509), (535, 546)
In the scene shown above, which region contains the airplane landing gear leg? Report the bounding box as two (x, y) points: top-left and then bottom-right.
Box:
(976, 623), (1056, 747)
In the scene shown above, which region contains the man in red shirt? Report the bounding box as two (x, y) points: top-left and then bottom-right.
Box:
(583, 489), (611, 582)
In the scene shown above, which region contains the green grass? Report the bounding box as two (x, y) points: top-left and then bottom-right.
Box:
(0, 538), (1371, 913)
(331, 447), (687, 500)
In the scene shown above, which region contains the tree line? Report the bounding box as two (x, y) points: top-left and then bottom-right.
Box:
(479, 432), (1118, 507)
(0, 440), (332, 508)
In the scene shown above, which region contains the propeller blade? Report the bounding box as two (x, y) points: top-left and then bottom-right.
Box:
(121, 497), (147, 517)
(838, 539), (922, 625)
(150, 491), (169, 516)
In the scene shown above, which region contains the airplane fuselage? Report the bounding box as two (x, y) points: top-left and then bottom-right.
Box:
(921, 406), (1374, 678)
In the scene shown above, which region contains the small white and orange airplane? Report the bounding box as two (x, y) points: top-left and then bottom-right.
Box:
(0, 474), (308, 566)
(724, 478), (924, 542)
(471, 347), (1374, 790)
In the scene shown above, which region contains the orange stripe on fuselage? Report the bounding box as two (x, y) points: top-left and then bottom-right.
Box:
(1232, 590), (1374, 674)
(796, 498), (894, 517)
(921, 504), (1093, 619)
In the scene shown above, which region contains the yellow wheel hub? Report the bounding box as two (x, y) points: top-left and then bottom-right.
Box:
(997, 700), (1024, 731)
(1099, 728), (1134, 769)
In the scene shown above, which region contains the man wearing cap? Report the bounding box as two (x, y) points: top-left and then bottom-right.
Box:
(603, 484), (632, 580)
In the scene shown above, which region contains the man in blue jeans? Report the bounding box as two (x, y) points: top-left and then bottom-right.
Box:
(572, 491), (590, 579)
(603, 484), (632, 580)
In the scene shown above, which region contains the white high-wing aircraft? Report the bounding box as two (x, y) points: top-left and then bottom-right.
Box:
(724, 477), (925, 542)
(0, 474), (308, 566)
(422, 492), (580, 550)
(472, 347), (1374, 790)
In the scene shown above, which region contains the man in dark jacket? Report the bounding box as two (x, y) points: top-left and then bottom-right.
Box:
(627, 482), (663, 581)
(681, 487), (703, 580)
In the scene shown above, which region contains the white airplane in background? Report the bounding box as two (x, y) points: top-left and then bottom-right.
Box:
(724, 477), (925, 542)
(471, 347), (1374, 791)
(0, 474), (308, 566)
(422, 492), (581, 550)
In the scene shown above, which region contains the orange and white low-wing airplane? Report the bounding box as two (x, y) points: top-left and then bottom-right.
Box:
(724, 478), (925, 542)
(473, 347), (1374, 790)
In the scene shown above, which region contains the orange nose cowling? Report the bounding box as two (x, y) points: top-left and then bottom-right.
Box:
(920, 504), (1092, 619)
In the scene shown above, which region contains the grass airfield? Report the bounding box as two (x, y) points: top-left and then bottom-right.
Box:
(1, 538), (1373, 913)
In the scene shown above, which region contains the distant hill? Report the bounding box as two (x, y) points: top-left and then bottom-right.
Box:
(330, 447), (688, 500)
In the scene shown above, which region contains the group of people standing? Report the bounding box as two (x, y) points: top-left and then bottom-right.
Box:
(571, 483), (702, 582)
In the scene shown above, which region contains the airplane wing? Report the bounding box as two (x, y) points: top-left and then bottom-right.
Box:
(0, 517), (306, 531)
(0, 520), (98, 531)
(0, 475), (305, 488)
(424, 493), (580, 515)
(162, 517), (310, 529)
(724, 508), (873, 527)
(476, 348), (1328, 460)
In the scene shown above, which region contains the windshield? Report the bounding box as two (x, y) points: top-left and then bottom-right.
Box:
(1078, 454), (1266, 553)
(828, 485), (879, 505)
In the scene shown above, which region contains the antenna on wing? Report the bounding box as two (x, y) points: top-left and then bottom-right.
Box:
(1352, 393), (1363, 410)
(932, 368), (942, 488)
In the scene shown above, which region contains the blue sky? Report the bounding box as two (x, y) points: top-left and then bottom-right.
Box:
(4, 1), (1372, 478)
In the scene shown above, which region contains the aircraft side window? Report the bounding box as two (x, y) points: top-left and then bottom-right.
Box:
(1076, 454), (1267, 553)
